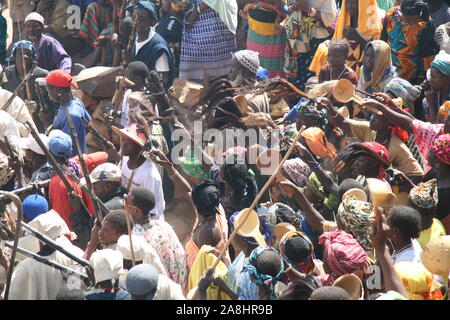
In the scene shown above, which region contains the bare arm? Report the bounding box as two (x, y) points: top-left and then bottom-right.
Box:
(364, 94), (415, 133)
(371, 211), (409, 298)
(279, 181), (325, 234)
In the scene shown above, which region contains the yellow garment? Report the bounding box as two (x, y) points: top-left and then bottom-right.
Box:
(394, 262), (443, 300)
(188, 245), (231, 300)
(359, 40), (393, 91)
(248, 15), (279, 36)
(309, 40), (330, 75)
(332, 0), (382, 41)
(418, 219), (447, 249)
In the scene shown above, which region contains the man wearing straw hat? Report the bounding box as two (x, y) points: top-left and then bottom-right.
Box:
(112, 123), (165, 220)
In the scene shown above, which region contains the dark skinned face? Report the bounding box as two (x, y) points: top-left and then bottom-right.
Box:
(351, 155), (379, 178)
(120, 137), (141, 157)
(428, 67), (447, 91)
(327, 47), (347, 69)
(124, 67), (144, 90)
(133, 9), (154, 35)
(25, 21), (43, 42)
(369, 113), (390, 131)
(364, 45), (375, 72)
(98, 220), (122, 244)
(93, 180), (114, 200)
(15, 49), (34, 72)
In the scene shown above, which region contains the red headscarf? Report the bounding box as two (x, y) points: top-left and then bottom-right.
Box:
(361, 141), (389, 179)
(318, 230), (368, 278)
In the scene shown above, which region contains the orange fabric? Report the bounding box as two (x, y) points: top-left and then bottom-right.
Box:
(301, 127), (337, 159)
(332, 0), (382, 41)
(70, 151), (109, 173)
(186, 214), (227, 269)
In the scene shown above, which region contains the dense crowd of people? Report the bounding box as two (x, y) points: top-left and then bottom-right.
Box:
(0, 0), (448, 301)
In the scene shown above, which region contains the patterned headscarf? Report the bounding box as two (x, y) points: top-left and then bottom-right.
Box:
(171, 0), (192, 11)
(243, 246), (285, 299)
(318, 230), (368, 278)
(337, 197), (374, 251)
(409, 179), (438, 209)
(279, 231), (315, 274)
(385, 78), (421, 111)
(394, 262), (443, 300)
(178, 154), (209, 179)
(295, 98), (328, 130)
(432, 134), (450, 165)
(9, 40), (36, 61)
(281, 158), (311, 188)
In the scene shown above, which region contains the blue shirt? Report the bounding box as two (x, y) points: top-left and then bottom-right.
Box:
(53, 98), (91, 158)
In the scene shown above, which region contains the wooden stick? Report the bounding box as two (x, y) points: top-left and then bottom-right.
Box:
(3, 193), (23, 300)
(124, 195), (136, 266)
(355, 88), (376, 98)
(209, 130), (304, 270)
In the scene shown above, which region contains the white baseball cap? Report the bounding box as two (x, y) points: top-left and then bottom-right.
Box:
(19, 134), (49, 155)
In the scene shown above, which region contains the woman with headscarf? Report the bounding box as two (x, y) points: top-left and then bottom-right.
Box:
(211, 155), (258, 218)
(283, 0), (338, 90)
(357, 40), (397, 94)
(2, 40), (49, 103)
(310, 0), (383, 77)
(336, 197), (374, 251)
(227, 212), (273, 298)
(245, 0), (288, 78)
(408, 179), (446, 248)
(185, 180), (230, 270)
(179, 0), (237, 80)
(381, 0), (439, 84)
(279, 230), (323, 275)
(429, 133), (450, 233)
(422, 51), (450, 123)
(394, 261), (444, 300)
(242, 246), (286, 299)
(384, 77), (422, 115)
(318, 230), (368, 286)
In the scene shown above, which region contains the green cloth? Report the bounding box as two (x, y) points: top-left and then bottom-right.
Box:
(178, 154), (209, 179)
(307, 172), (340, 212)
(376, 0), (396, 11)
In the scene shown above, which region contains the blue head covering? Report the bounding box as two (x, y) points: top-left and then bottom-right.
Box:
(9, 40), (36, 62)
(126, 264), (158, 299)
(229, 211), (273, 246)
(22, 194), (48, 221)
(49, 132), (73, 159)
(384, 78), (421, 110)
(243, 246), (284, 299)
(430, 51), (450, 76)
(256, 68), (269, 81)
(131, 0), (158, 21)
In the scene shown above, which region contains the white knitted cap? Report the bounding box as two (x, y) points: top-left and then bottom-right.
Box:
(233, 50), (260, 74)
(25, 12), (45, 26)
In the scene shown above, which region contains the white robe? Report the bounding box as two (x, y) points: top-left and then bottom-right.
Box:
(5, 236), (85, 300)
(153, 275), (186, 300)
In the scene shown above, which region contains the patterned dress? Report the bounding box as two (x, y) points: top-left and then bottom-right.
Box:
(384, 7), (438, 82)
(133, 219), (187, 288)
(179, 0), (236, 80)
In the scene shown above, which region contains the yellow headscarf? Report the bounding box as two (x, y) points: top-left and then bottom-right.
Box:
(360, 40), (393, 90)
(394, 262), (444, 300)
(333, 0), (383, 40)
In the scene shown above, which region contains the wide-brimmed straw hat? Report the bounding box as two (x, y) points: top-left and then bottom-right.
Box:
(112, 123), (146, 147)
